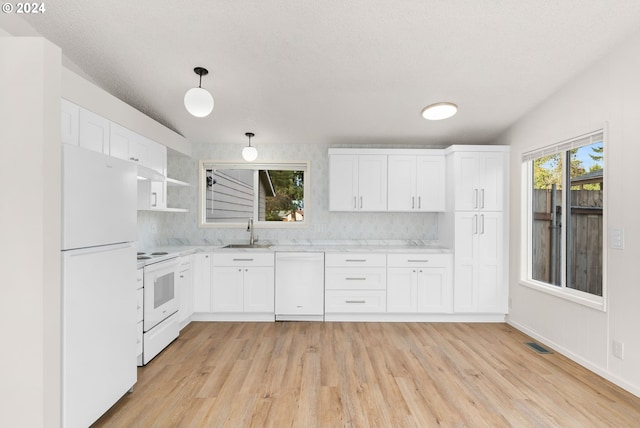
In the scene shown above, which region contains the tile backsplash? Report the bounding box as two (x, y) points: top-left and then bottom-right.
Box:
(137, 141), (442, 249)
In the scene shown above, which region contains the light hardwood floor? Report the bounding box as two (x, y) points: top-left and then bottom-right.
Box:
(93, 322), (640, 427)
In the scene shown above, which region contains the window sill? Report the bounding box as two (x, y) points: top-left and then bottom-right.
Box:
(518, 279), (605, 312)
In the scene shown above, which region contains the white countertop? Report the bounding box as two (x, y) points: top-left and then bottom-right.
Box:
(137, 240), (452, 267)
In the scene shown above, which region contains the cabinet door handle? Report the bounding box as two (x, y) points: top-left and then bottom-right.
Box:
(360, 196), (363, 209)
(346, 300), (366, 304)
(345, 277), (366, 281)
(412, 196), (415, 209)
(480, 189), (485, 209)
(474, 189), (478, 208)
(418, 196), (421, 209)
(407, 260), (429, 263)
(353, 196), (357, 209)
(473, 215), (478, 235)
(151, 192), (157, 207)
(480, 214), (485, 234)
(345, 259), (366, 262)
(233, 258), (254, 262)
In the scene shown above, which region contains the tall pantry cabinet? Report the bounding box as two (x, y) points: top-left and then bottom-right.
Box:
(441, 145), (509, 315)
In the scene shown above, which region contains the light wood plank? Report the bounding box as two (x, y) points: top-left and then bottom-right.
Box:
(92, 322), (640, 428)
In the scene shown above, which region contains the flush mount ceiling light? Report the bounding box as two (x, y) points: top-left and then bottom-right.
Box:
(242, 132), (258, 161)
(184, 67), (214, 117)
(421, 102), (458, 120)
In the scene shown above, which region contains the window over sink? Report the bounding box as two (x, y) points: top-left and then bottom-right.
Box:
(198, 161), (309, 228)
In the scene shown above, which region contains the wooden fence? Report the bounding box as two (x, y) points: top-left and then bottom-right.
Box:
(532, 189), (603, 296)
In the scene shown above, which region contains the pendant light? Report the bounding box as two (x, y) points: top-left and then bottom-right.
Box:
(184, 67), (214, 117)
(242, 132), (258, 161)
(421, 102), (457, 120)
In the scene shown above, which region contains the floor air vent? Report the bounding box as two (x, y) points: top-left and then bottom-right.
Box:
(525, 342), (552, 354)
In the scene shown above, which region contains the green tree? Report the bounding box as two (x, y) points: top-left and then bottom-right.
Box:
(589, 144), (603, 164)
(533, 154), (561, 190)
(533, 150), (586, 190)
(264, 170), (304, 221)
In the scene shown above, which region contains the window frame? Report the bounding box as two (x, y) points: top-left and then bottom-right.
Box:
(519, 128), (607, 311)
(198, 160), (310, 229)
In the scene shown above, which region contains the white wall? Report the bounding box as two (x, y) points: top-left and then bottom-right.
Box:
(497, 29), (640, 396)
(0, 38), (62, 428)
(137, 142), (443, 249)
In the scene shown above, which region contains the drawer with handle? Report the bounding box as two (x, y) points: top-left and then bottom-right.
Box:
(386, 253), (452, 268)
(325, 267), (386, 290)
(325, 290), (386, 313)
(212, 252), (274, 267)
(325, 253), (386, 267)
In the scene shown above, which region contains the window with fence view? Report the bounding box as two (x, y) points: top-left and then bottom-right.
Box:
(528, 132), (603, 297)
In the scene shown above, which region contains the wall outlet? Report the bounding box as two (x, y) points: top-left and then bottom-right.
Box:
(613, 340), (624, 359)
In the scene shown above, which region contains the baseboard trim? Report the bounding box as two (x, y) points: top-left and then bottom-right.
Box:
(507, 319), (640, 399)
(324, 313), (506, 322)
(191, 312), (275, 322)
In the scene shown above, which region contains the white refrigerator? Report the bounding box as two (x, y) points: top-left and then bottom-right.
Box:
(61, 144), (138, 428)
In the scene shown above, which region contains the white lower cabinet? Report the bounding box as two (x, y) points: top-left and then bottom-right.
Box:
(387, 254), (453, 313)
(211, 252), (274, 316)
(325, 290), (386, 312)
(324, 253), (387, 314)
(193, 253), (212, 313)
(136, 268), (143, 363)
(453, 211), (504, 313)
(177, 255), (193, 328)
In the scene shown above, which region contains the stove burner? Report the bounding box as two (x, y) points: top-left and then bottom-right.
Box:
(137, 255), (151, 260)
(151, 252), (169, 256)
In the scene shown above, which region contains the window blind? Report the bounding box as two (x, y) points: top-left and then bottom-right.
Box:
(522, 130), (604, 162)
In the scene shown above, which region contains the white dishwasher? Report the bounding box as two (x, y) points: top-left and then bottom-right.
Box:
(275, 252), (325, 321)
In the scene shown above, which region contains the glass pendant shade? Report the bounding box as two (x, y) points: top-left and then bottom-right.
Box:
(184, 87), (214, 117)
(421, 102), (457, 120)
(242, 145), (258, 161)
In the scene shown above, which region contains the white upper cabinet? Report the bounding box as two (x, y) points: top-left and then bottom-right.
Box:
(451, 150), (506, 211)
(110, 122), (140, 162)
(111, 123), (166, 175)
(61, 99), (79, 146)
(78, 108), (110, 154)
(329, 153), (387, 211)
(388, 154), (445, 212)
(146, 139), (167, 175)
(329, 154), (358, 211)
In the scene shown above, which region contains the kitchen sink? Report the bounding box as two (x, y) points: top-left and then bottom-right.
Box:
(222, 243), (272, 249)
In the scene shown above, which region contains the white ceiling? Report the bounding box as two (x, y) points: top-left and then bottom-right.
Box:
(13, 1), (640, 147)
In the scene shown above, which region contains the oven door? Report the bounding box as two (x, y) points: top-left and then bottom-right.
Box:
(143, 258), (179, 332)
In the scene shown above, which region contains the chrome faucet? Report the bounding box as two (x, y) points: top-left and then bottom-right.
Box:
(247, 218), (255, 245)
